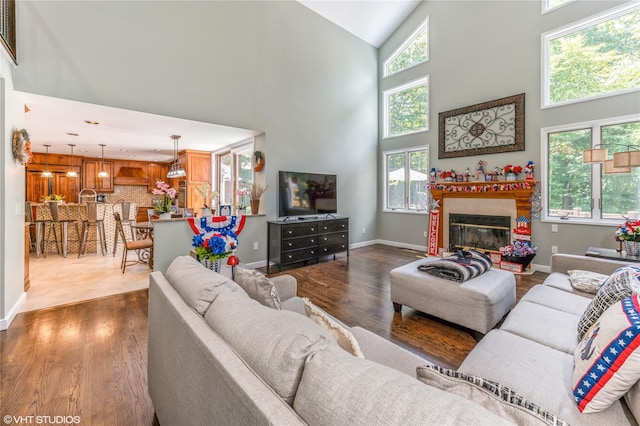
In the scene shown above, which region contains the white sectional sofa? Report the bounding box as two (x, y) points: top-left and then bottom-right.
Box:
(147, 254), (639, 425)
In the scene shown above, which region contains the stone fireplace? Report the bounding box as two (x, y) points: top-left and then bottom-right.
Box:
(427, 181), (535, 253)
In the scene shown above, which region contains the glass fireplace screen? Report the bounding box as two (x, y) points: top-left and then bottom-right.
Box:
(449, 214), (511, 252)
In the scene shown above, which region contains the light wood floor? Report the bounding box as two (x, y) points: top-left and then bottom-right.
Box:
(2, 244), (546, 425)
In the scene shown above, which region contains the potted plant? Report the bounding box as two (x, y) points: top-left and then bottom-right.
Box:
(195, 182), (218, 217)
(235, 187), (250, 213)
(500, 241), (537, 268)
(615, 219), (640, 256)
(248, 183), (267, 215)
(151, 180), (177, 219)
(502, 164), (523, 181)
(42, 194), (65, 202)
(192, 229), (238, 273)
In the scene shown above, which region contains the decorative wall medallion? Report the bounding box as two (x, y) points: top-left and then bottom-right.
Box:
(438, 93), (525, 159)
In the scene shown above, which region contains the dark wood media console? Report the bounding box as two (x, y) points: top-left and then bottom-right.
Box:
(267, 217), (349, 271)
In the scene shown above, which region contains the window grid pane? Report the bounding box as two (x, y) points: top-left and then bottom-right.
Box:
(601, 122), (640, 219)
(387, 81), (428, 137)
(386, 152), (405, 210)
(547, 7), (640, 105)
(385, 26), (428, 76)
(408, 149), (430, 210)
(547, 129), (592, 218)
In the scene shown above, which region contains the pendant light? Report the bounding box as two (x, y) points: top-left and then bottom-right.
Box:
(167, 135), (187, 178)
(98, 144), (109, 178)
(66, 144), (78, 177)
(41, 144), (53, 178)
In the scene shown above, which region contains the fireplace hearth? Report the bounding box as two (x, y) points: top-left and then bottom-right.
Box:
(449, 214), (510, 252)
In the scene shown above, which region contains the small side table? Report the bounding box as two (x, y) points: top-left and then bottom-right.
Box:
(585, 246), (640, 263)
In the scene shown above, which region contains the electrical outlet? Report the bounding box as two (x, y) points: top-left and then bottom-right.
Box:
(423, 231), (428, 238)
(253, 242), (258, 250)
(15, 202), (22, 216)
(551, 245), (558, 254)
(362, 227), (365, 234)
(551, 224), (558, 233)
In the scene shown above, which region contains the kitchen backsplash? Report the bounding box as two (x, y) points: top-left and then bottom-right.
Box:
(104, 185), (154, 206)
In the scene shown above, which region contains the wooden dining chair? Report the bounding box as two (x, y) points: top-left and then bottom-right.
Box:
(114, 212), (153, 273)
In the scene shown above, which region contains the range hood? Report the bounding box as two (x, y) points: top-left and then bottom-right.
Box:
(114, 166), (149, 186)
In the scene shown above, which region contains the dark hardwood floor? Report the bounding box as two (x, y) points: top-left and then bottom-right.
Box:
(1, 244), (546, 425)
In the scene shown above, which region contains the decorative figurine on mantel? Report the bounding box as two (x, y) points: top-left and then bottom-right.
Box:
(464, 168), (471, 182)
(525, 161), (535, 181)
(429, 167), (438, 184)
(474, 160), (487, 181)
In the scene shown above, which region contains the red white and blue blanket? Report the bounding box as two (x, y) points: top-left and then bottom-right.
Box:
(418, 250), (492, 283)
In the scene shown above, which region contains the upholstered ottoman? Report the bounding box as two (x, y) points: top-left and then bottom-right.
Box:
(390, 258), (516, 337)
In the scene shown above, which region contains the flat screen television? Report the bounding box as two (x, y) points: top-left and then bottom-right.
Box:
(278, 171), (337, 218)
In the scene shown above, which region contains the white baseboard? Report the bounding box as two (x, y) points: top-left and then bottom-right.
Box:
(0, 291), (26, 331)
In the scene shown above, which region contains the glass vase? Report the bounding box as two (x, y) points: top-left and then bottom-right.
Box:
(623, 241), (640, 257)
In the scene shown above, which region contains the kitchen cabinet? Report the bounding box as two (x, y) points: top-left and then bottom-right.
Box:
(26, 170), (80, 203)
(148, 163), (170, 192)
(82, 159), (114, 193)
(168, 150), (211, 209)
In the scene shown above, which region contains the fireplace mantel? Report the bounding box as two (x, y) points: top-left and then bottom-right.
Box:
(427, 181), (535, 251)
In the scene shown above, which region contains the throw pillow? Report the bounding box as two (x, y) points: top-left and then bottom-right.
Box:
(302, 298), (364, 358)
(165, 255), (248, 315)
(567, 269), (609, 294)
(234, 267), (282, 309)
(417, 364), (569, 426)
(577, 266), (640, 339)
(572, 294), (640, 413)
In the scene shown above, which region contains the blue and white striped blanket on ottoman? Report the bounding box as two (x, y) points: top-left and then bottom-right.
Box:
(417, 250), (493, 283)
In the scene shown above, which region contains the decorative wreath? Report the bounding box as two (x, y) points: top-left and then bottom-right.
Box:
(12, 128), (32, 165)
(253, 150), (264, 172)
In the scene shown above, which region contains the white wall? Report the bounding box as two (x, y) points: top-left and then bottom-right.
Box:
(1, 0), (378, 318)
(378, 0), (639, 265)
(1, 51), (27, 329)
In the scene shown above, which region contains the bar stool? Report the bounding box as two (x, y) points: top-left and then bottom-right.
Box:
(25, 201), (48, 257)
(112, 200), (135, 255)
(78, 201), (107, 257)
(40, 202), (62, 257)
(47, 202), (81, 258)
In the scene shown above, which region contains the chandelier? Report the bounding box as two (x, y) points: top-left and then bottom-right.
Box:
(167, 135), (186, 178)
(583, 144), (640, 174)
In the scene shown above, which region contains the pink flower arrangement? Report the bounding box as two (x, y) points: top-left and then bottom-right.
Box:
(152, 180), (177, 213)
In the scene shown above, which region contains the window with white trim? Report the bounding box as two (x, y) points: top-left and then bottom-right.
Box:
(542, 2), (640, 107)
(384, 17), (429, 77)
(214, 140), (255, 214)
(383, 77), (429, 138)
(542, 0), (575, 13)
(383, 147), (430, 213)
(542, 115), (640, 224)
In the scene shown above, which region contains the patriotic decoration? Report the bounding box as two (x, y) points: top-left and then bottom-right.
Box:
(426, 181), (532, 193)
(572, 295), (640, 413)
(427, 209), (440, 256)
(188, 215), (246, 261)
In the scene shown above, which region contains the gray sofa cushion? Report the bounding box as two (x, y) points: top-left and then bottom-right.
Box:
(204, 291), (335, 405)
(165, 255), (247, 315)
(519, 284), (592, 316)
(293, 346), (514, 426)
(626, 382), (640, 422)
(460, 329), (633, 426)
(543, 272), (595, 298)
(417, 364), (569, 426)
(234, 266), (282, 309)
(567, 269), (609, 294)
(303, 298), (364, 358)
(350, 326), (427, 378)
(500, 301), (580, 354)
